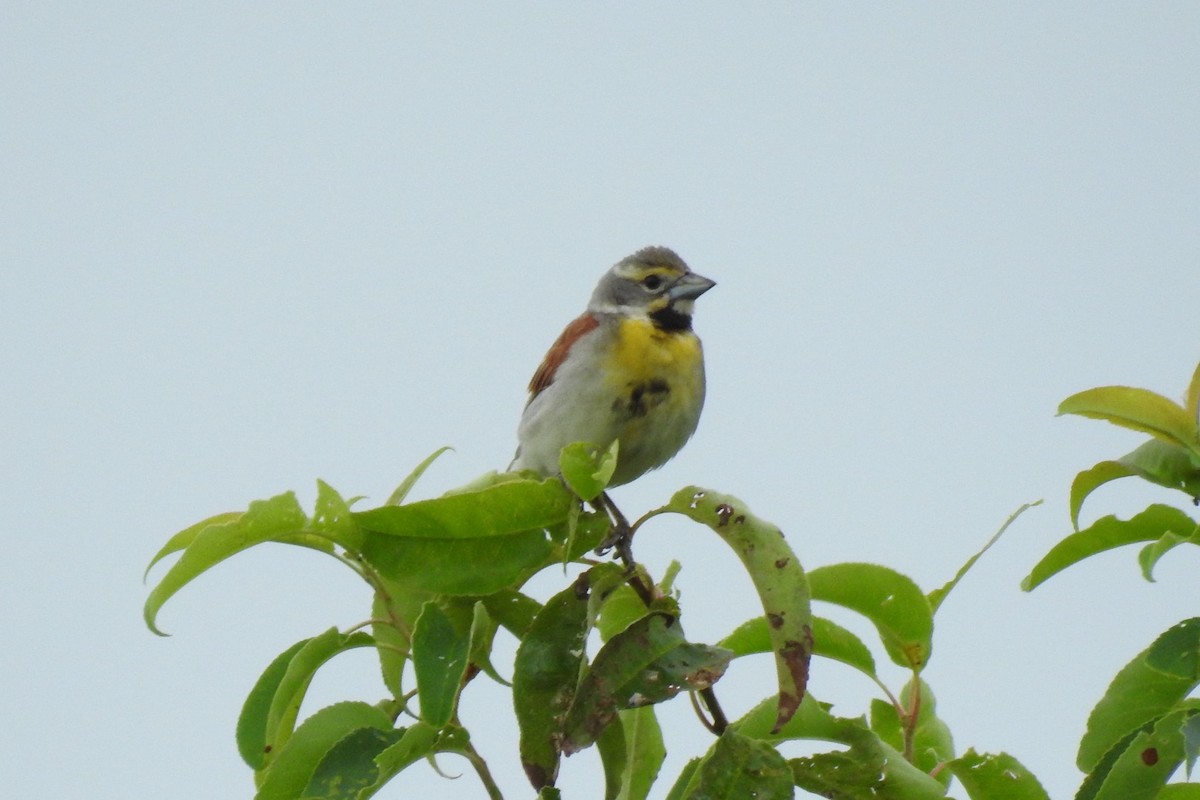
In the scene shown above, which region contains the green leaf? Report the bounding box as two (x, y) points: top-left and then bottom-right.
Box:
(1159, 785), (1200, 800)
(1117, 439), (1200, 500)
(596, 714), (628, 800)
(144, 493), (310, 635)
(1185, 712), (1200, 778)
(1188, 362), (1200, 422)
(263, 629), (376, 768)
(370, 572), (425, 699)
(238, 639), (311, 770)
(734, 692), (845, 743)
(1078, 618), (1200, 772)
(1059, 385), (1200, 453)
(808, 562), (933, 671)
(299, 726), (406, 800)
(358, 478), (573, 539)
(720, 615), (877, 682)
(929, 501), (1039, 612)
(557, 506), (612, 561)
(909, 682), (954, 771)
(481, 589), (542, 639)
(309, 480), (362, 552)
(1022, 505), (1199, 591)
(664, 759), (702, 800)
(512, 573), (593, 790)
(357, 478), (573, 595)
(370, 722), (439, 790)
(467, 601), (509, 685)
(869, 680), (954, 786)
(869, 697), (902, 744)
(675, 731), (792, 800)
(562, 612), (731, 754)
(1140, 527), (1200, 582)
(1077, 709), (1194, 800)
(385, 446), (453, 506)
(143, 510), (244, 579)
(615, 707), (665, 800)
(1070, 461), (1137, 530)
(1144, 618), (1200, 680)
(411, 602), (471, 727)
(665, 487), (812, 732)
(597, 583), (654, 642)
(787, 714), (947, 800)
(944, 749), (1050, 800)
(254, 702), (393, 800)
(559, 440), (618, 502)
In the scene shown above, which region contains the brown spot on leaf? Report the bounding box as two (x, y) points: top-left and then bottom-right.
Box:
(772, 626), (814, 732)
(767, 612), (785, 629)
(734, 514), (745, 524)
(1142, 747), (1159, 766)
(715, 503), (734, 526)
(773, 692), (799, 734)
(523, 762), (553, 790)
(775, 557), (790, 569)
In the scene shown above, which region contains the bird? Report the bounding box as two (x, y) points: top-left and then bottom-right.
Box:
(509, 246), (715, 553)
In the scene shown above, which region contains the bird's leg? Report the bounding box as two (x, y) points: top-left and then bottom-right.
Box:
(591, 491), (656, 606)
(592, 491), (632, 558)
(593, 494), (725, 733)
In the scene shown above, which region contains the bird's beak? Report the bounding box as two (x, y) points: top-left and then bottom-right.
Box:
(668, 272), (716, 301)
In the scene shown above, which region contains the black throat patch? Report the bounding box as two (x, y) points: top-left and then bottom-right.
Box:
(650, 305), (693, 332)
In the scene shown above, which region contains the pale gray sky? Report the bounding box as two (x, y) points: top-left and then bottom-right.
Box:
(3, 4), (1198, 798)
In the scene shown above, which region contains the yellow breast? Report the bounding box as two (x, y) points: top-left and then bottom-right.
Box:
(606, 317), (703, 387)
(599, 317), (706, 484)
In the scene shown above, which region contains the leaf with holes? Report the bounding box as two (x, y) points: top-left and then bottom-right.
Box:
(512, 574), (593, 790)
(562, 612), (730, 754)
(787, 713), (947, 800)
(672, 731), (792, 800)
(944, 749), (1051, 800)
(664, 487), (812, 732)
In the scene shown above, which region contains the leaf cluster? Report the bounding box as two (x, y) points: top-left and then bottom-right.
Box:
(1017, 362), (1200, 797)
(144, 364), (1200, 798)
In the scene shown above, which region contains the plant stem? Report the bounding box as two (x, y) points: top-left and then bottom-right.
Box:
(902, 674), (922, 762)
(461, 739), (505, 800)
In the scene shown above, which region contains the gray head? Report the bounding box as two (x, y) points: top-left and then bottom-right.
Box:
(588, 246), (716, 329)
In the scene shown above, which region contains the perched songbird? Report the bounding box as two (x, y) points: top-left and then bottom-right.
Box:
(510, 246), (715, 494)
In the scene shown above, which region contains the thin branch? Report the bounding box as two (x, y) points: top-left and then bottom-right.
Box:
(460, 738), (505, 800)
(902, 673), (922, 762)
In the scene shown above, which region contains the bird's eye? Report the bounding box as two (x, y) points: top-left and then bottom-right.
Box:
(641, 275), (664, 291)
